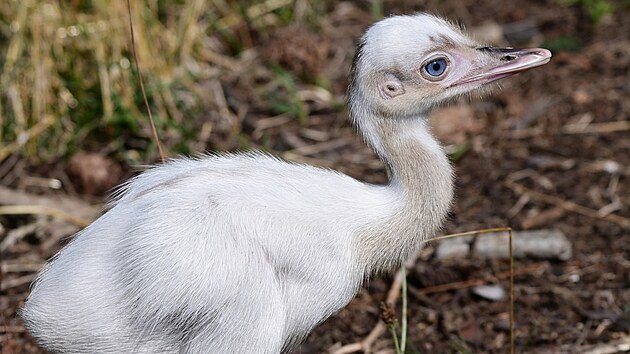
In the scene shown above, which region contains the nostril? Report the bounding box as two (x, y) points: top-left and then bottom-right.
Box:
(477, 47), (521, 61)
(501, 54), (517, 61)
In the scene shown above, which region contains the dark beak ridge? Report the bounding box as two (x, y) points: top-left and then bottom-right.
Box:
(476, 46), (551, 63)
(450, 46), (552, 87)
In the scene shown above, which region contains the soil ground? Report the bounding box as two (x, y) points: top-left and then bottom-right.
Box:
(1, 1), (629, 353)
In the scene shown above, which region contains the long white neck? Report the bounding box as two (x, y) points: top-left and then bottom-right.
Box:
(349, 95), (455, 275)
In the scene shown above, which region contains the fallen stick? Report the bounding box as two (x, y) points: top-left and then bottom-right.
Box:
(562, 120), (630, 135)
(0, 186), (100, 221)
(331, 257), (415, 354)
(0, 186), (101, 254)
(578, 336), (630, 354)
(508, 120), (630, 139)
(0, 222), (38, 252)
(330, 252), (547, 353)
(1, 262), (45, 273)
(415, 262), (547, 295)
(0, 326), (28, 334)
(0, 205), (89, 227)
(505, 181), (630, 229)
(0, 274), (35, 291)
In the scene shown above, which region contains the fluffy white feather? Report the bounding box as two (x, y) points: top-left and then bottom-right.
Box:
(24, 153), (401, 353)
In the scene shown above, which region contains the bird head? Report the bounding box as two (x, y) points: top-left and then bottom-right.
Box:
(349, 14), (552, 118)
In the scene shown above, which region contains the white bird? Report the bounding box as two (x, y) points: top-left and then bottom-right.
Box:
(22, 13), (551, 354)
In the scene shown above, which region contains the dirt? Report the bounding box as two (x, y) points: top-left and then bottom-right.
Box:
(2, 0), (629, 353)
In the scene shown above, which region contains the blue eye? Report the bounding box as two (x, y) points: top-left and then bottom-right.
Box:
(424, 58), (447, 77)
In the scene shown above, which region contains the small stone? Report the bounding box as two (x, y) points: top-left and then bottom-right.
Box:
(495, 318), (515, 332)
(472, 285), (506, 301)
(572, 89), (592, 105)
(459, 321), (483, 345)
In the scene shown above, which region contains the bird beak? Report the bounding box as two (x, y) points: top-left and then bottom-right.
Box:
(450, 47), (552, 87)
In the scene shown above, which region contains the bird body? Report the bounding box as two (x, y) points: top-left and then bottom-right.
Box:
(23, 151), (447, 353)
(22, 13), (550, 353)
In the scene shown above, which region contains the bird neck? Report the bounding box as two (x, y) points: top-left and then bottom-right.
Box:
(351, 105), (454, 274)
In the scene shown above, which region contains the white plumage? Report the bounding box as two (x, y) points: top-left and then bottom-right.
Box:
(22, 13), (550, 353)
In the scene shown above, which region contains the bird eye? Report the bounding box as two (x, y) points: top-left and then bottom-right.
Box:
(424, 58), (447, 77)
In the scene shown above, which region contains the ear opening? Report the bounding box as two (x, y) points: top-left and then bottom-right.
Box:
(377, 72), (405, 99)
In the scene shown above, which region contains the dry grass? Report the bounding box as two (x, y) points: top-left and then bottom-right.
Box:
(0, 0), (345, 165)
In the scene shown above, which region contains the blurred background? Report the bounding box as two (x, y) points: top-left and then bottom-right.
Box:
(1, 0), (629, 353)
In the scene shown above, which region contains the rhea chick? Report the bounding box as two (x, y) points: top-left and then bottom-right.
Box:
(22, 13), (550, 353)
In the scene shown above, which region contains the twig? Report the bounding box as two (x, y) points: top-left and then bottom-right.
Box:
(400, 268), (407, 353)
(509, 228), (514, 354)
(432, 227), (513, 242)
(578, 336), (630, 354)
(0, 274), (35, 291)
(562, 121), (630, 135)
(246, 0), (294, 19)
(332, 259), (412, 354)
(505, 181), (630, 229)
(0, 114), (55, 161)
(387, 319), (401, 354)
(1, 262), (44, 273)
(0, 205), (89, 228)
(574, 319), (593, 348)
(0, 326), (27, 334)
(415, 262), (546, 295)
(95, 36), (113, 120)
(0, 222), (38, 252)
(332, 229), (525, 354)
(508, 120), (630, 139)
(126, 0), (165, 162)
(7, 84), (26, 134)
(0, 186), (100, 254)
